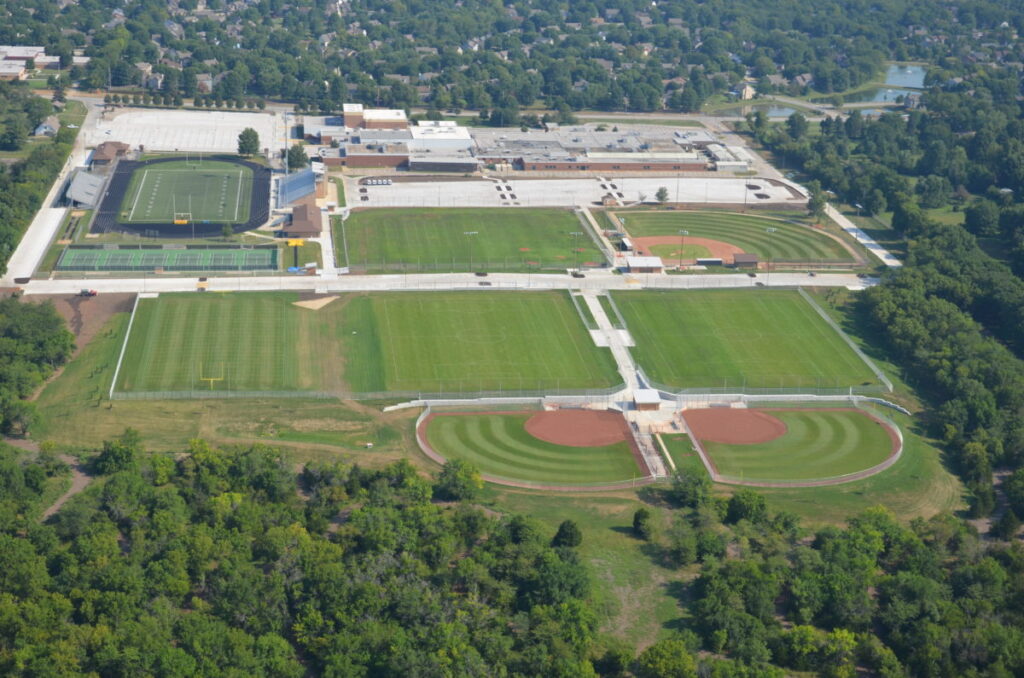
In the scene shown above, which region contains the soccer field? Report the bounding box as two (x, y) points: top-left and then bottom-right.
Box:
(617, 211), (853, 262)
(612, 289), (879, 390)
(119, 159), (253, 224)
(335, 208), (606, 272)
(116, 291), (620, 395)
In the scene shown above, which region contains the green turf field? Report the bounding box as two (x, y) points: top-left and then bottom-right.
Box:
(335, 208), (606, 272)
(426, 413), (641, 484)
(698, 408), (896, 482)
(613, 289), (879, 390)
(56, 246), (276, 272)
(120, 159), (253, 224)
(616, 210), (853, 262)
(116, 291), (620, 394)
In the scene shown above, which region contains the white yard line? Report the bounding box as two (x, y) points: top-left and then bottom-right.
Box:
(128, 169), (148, 221)
(233, 169), (243, 221)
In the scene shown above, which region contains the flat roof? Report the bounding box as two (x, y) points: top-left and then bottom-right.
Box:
(409, 125), (471, 140)
(343, 103), (363, 113)
(0, 62), (26, 74)
(626, 256), (664, 268)
(363, 109), (407, 121)
(0, 46), (45, 59)
(634, 389), (661, 404)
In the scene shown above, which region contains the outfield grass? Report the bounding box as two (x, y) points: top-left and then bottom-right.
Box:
(335, 208), (605, 272)
(117, 291), (620, 395)
(613, 289), (879, 390)
(120, 159), (253, 224)
(617, 210), (853, 262)
(700, 409), (895, 482)
(426, 413), (641, 484)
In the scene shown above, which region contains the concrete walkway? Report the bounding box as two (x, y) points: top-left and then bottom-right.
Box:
(825, 204), (902, 268)
(582, 292), (668, 478)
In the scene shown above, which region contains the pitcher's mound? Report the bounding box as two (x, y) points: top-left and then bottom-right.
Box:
(293, 295), (338, 311)
(683, 408), (787, 444)
(525, 410), (628, 447)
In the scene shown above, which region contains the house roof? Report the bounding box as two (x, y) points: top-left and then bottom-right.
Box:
(286, 202), (323, 235)
(92, 141), (130, 162)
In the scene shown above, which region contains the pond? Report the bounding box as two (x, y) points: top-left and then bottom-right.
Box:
(884, 64), (927, 89)
(812, 87), (917, 105)
(713, 104), (801, 118)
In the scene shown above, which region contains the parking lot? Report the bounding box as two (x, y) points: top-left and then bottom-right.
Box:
(349, 175), (800, 208)
(85, 109), (283, 154)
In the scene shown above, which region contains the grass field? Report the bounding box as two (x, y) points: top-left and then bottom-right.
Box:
(613, 289), (879, 390)
(617, 211), (854, 262)
(425, 413), (641, 484)
(116, 291), (620, 394)
(120, 159), (253, 224)
(700, 408), (895, 482)
(335, 208), (605, 272)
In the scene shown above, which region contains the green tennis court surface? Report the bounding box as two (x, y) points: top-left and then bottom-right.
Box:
(120, 160), (253, 224)
(56, 246), (277, 272)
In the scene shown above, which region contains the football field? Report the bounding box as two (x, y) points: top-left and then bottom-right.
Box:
(613, 289), (879, 390)
(335, 208), (606, 272)
(119, 159), (253, 224)
(115, 291), (620, 395)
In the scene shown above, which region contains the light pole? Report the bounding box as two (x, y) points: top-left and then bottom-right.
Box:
(677, 229), (689, 269)
(765, 227), (777, 284)
(569, 231), (583, 273)
(464, 231), (478, 271)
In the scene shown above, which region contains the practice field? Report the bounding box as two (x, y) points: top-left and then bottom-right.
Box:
(613, 289), (879, 390)
(423, 411), (644, 484)
(336, 208), (606, 272)
(115, 291), (620, 395)
(616, 211), (854, 262)
(119, 159), (253, 224)
(56, 246), (277, 272)
(685, 407), (898, 482)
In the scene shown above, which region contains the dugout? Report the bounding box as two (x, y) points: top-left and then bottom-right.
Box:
(732, 253), (759, 268)
(634, 390), (661, 411)
(625, 256), (664, 274)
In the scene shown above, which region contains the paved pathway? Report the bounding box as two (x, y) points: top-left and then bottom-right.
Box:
(825, 204), (902, 268)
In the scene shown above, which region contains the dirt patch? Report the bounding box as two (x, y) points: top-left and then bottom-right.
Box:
(26, 293), (135, 358)
(683, 408), (787, 444)
(525, 409), (629, 447)
(632, 236), (745, 264)
(293, 295), (339, 311)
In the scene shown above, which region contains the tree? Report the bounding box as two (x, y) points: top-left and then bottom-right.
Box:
(864, 189), (888, 217)
(656, 186), (669, 204)
(286, 143), (308, 170)
(552, 519), (582, 548)
(806, 181), (828, 222)
(434, 459), (482, 501)
(633, 508), (653, 540)
(787, 112), (809, 139)
(238, 127), (260, 156)
(726, 489), (768, 524)
(992, 510), (1020, 541)
(964, 199), (1000, 236)
(634, 638), (697, 678)
(94, 428), (143, 474)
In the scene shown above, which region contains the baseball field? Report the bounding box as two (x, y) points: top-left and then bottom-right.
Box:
(422, 410), (644, 485)
(616, 210), (853, 262)
(115, 291), (620, 394)
(684, 407), (898, 482)
(612, 289), (879, 390)
(120, 159), (253, 224)
(335, 207), (606, 272)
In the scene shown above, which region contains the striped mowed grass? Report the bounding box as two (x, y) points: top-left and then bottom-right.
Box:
(336, 207), (605, 272)
(618, 210), (853, 261)
(612, 289), (879, 390)
(117, 291), (620, 394)
(426, 413), (642, 484)
(702, 409), (896, 482)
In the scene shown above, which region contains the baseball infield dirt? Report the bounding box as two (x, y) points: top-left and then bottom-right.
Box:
(525, 409), (629, 447)
(682, 408), (787, 444)
(632, 236), (745, 263)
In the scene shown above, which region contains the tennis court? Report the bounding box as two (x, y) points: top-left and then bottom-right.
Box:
(119, 159), (253, 224)
(56, 246), (278, 272)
